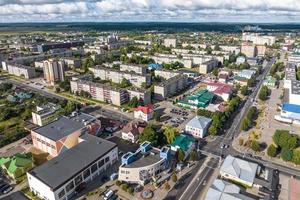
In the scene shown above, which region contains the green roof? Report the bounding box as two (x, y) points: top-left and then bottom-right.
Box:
(0, 153), (33, 175)
(234, 75), (248, 81)
(179, 89), (214, 108)
(171, 134), (194, 152)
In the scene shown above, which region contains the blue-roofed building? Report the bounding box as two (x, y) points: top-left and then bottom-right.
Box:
(148, 63), (162, 70)
(281, 103), (300, 121)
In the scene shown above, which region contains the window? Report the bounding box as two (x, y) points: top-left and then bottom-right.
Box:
(105, 157), (110, 163)
(66, 181), (74, 192)
(91, 163), (98, 173)
(83, 169), (91, 179)
(98, 159), (104, 168)
(74, 175), (82, 185)
(58, 189), (65, 199)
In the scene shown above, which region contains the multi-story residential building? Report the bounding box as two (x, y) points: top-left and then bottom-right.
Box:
(151, 54), (193, 68)
(119, 64), (148, 75)
(32, 103), (60, 126)
(242, 32), (276, 46)
(241, 43), (258, 58)
(31, 112), (101, 157)
(238, 69), (256, 79)
(27, 134), (117, 200)
(43, 59), (65, 86)
(89, 66), (151, 88)
(154, 69), (181, 80)
(154, 74), (188, 100)
(199, 59), (219, 74)
(133, 105), (153, 122)
(118, 141), (171, 185)
(164, 38), (177, 48)
(256, 45), (266, 57)
(127, 88), (151, 105)
(185, 116), (212, 138)
(34, 61), (44, 68)
(5, 63), (36, 79)
(62, 57), (81, 69)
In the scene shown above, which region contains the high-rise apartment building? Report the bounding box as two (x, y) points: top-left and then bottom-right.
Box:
(43, 59), (65, 86)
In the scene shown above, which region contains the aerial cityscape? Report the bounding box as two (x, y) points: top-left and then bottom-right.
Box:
(1, 1), (300, 200)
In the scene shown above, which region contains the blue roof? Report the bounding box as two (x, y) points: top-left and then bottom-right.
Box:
(148, 63), (161, 70)
(282, 103), (300, 114)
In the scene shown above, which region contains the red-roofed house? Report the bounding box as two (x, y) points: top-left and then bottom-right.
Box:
(218, 73), (229, 83)
(133, 105), (154, 122)
(205, 82), (233, 101)
(121, 121), (147, 143)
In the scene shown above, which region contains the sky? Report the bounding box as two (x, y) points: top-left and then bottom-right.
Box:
(1, 0), (300, 23)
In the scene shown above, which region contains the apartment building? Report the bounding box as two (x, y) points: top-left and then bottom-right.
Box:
(89, 66), (151, 88)
(62, 57), (81, 69)
(27, 134), (117, 200)
(199, 59), (219, 74)
(5, 63), (36, 79)
(241, 43), (258, 58)
(242, 32), (276, 46)
(164, 38), (177, 48)
(119, 64), (148, 75)
(154, 74), (188, 100)
(32, 103), (60, 126)
(31, 112), (101, 157)
(118, 142), (171, 185)
(70, 79), (128, 106)
(151, 54), (193, 68)
(37, 41), (84, 53)
(43, 59), (65, 86)
(154, 69), (181, 79)
(127, 88), (151, 105)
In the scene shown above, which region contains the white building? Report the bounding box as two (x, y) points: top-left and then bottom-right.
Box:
(164, 38), (177, 48)
(27, 134), (118, 200)
(133, 105), (153, 122)
(185, 116), (212, 138)
(220, 155), (260, 188)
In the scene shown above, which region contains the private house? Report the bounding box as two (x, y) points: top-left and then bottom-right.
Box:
(121, 121), (147, 143)
(263, 76), (277, 88)
(0, 153), (34, 179)
(185, 116), (212, 138)
(171, 134), (195, 160)
(220, 155), (260, 188)
(206, 82), (233, 101)
(133, 105), (153, 122)
(234, 76), (248, 86)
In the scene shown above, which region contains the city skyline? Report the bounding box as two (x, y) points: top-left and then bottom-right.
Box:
(1, 0), (300, 23)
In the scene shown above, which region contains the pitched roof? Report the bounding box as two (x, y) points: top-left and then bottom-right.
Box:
(135, 105), (153, 114)
(171, 134), (194, 151)
(122, 121), (147, 136)
(220, 155), (258, 185)
(186, 116), (212, 130)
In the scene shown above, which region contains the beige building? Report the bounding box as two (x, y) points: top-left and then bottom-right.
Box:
(127, 88), (151, 105)
(241, 43), (258, 58)
(154, 74), (188, 100)
(256, 45), (266, 57)
(43, 59), (65, 86)
(164, 38), (177, 48)
(32, 103), (60, 126)
(199, 59), (218, 74)
(6, 63), (36, 79)
(89, 66), (151, 88)
(119, 64), (147, 75)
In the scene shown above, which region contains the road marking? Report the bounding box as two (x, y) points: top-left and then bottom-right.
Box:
(188, 167), (213, 200)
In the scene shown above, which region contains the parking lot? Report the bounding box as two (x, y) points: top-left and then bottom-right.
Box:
(155, 101), (196, 130)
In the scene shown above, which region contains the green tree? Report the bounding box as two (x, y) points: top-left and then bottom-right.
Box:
(292, 149), (300, 165)
(82, 57), (94, 72)
(240, 86), (248, 96)
(189, 149), (198, 161)
(120, 78), (132, 88)
(241, 118), (250, 131)
(281, 147), (293, 161)
(153, 111), (161, 122)
(139, 125), (158, 145)
(177, 149), (185, 162)
(171, 173), (178, 182)
(208, 125), (217, 136)
(164, 126), (178, 144)
(267, 144), (277, 157)
(251, 140), (260, 152)
(288, 136), (298, 150)
(128, 96), (139, 108)
(259, 86), (269, 101)
(212, 68), (219, 76)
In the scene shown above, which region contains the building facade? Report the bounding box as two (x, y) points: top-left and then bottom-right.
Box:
(43, 59), (65, 86)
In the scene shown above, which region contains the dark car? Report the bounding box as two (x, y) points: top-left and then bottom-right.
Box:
(1, 185), (13, 194)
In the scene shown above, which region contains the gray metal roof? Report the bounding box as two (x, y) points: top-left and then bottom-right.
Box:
(33, 116), (85, 141)
(205, 179), (255, 200)
(220, 155), (258, 185)
(186, 116), (212, 130)
(28, 134), (117, 190)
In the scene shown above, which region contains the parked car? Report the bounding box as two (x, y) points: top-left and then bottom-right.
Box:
(1, 185), (13, 194)
(101, 190), (115, 200)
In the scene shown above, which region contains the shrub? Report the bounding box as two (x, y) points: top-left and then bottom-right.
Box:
(116, 180), (122, 186)
(171, 173), (178, 182)
(239, 138), (244, 146)
(127, 187), (134, 194)
(164, 182), (171, 190)
(251, 140), (260, 152)
(121, 183), (129, 191)
(281, 147), (293, 161)
(267, 144), (277, 157)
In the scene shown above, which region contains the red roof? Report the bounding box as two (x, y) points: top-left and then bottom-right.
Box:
(135, 105), (153, 114)
(205, 81), (233, 94)
(290, 178), (300, 200)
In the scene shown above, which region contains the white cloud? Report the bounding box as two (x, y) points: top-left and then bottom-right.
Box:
(1, 0), (300, 22)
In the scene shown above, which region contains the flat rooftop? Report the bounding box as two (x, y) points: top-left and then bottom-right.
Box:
(291, 80), (300, 95)
(124, 148), (163, 168)
(28, 134), (117, 190)
(33, 116), (85, 141)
